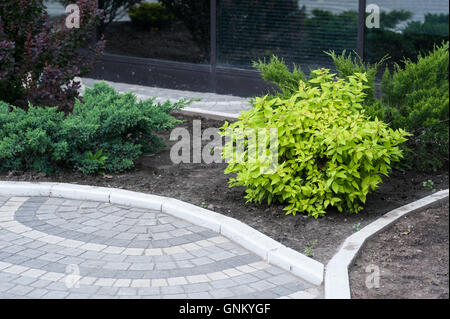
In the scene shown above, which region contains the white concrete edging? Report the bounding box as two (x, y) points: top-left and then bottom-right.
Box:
(324, 189), (449, 299)
(0, 181), (324, 286)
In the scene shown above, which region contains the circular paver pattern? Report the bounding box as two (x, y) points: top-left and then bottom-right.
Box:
(0, 195), (318, 299)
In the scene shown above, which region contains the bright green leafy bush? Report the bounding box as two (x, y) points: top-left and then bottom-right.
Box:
(0, 82), (188, 174)
(221, 69), (409, 217)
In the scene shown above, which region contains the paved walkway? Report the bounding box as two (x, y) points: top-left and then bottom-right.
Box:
(0, 195), (319, 299)
(81, 78), (252, 118)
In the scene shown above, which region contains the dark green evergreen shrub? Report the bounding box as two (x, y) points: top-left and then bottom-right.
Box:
(0, 103), (68, 173)
(0, 82), (189, 174)
(329, 43), (449, 171)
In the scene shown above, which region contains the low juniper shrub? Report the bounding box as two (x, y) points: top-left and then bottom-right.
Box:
(0, 82), (189, 174)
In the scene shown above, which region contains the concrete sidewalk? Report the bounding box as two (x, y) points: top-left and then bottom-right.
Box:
(81, 78), (252, 120)
(0, 194), (319, 299)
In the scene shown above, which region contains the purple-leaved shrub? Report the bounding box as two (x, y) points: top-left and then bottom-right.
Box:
(0, 0), (105, 113)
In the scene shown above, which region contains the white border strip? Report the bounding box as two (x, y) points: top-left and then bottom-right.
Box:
(0, 181), (324, 286)
(324, 189), (449, 299)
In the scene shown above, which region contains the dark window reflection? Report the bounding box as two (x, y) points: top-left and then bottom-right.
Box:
(44, 0), (449, 69)
(217, 0), (359, 69)
(101, 0), (210, 64)
(365, 0), (449, 65)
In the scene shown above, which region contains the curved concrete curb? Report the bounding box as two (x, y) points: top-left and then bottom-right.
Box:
(324, 189), (449, 299)
(0, 181), (324, 286)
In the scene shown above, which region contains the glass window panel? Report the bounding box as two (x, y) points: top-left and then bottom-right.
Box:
(365, 0), (449, 64)
(217, 0), (359, 69)
(44, 0), (67, 22)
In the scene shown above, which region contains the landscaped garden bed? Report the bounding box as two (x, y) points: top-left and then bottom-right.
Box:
(1, 1), (448, 301)
(349, 200), (449, 299)
(1, 113), (448, 264)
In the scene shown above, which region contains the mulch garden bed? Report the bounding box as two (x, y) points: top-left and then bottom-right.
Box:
(349, 200), (449, 299)
(1, 114), (448, 264)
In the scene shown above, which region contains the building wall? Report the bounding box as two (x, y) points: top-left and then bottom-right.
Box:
(44, 0), (449, 96)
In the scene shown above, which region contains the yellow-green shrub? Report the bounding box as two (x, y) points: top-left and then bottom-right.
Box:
(220, 69), (409, 218)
